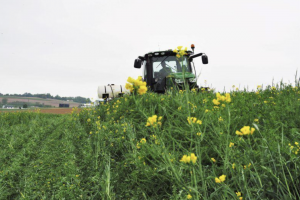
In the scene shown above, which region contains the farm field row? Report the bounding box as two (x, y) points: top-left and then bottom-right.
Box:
(0, 83), (300, 199)
(0, 108), (77, 114)
(0, 96), (81, 107)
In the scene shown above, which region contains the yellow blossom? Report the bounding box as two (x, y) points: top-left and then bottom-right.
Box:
(211, 158), (216, 163)
(140, 138), (146, 144)
(232, 163), (236, 169)
(213, 99), (220, 105)
(138, 85), (147, 95)
(187, 194), (192, 199)
(180, 155), (190, 164)
(127, 76), (135, 83)
(146, 115), (162, 128)
(236, 126), (255, 136)
(229, 142), (234, 147)
(215, 175), (226, 183)
(190, 153), (197, 164)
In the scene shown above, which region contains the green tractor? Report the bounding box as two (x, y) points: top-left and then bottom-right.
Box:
(134, 44), (209, 93)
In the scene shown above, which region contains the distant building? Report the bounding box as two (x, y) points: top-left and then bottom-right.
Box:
(59, 104), (69, 108)
(2, 105), (14, 109)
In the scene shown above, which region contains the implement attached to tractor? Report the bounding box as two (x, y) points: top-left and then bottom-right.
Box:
(134, 44), (209, 93)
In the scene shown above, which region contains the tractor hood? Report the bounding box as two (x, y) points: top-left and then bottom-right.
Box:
(167, 72), (195, 79)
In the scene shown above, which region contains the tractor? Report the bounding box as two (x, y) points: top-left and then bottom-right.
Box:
(97, 44), (208, 100)
(133, 44), (208, 93)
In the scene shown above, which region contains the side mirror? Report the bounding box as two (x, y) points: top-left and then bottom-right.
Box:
(202, 55), (208, 64)
(189, 53), (203, 61)
(134, 59), (142, 68)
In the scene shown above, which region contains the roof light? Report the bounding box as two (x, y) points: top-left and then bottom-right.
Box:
(191, 44), (195, 53)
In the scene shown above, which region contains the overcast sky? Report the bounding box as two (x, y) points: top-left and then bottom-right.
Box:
(0, 0), (299, 99)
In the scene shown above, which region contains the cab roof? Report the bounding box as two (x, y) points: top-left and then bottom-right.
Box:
(142, 50), (193, 59)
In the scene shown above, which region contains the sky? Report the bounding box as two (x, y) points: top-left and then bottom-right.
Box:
(0, 0), (299, 99)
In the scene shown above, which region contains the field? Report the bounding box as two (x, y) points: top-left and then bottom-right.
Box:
(0, 108), (75, 114)
(0, 83), (300, 199)
(0, 96), (81, 107)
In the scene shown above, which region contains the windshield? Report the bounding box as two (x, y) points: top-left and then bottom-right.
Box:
(152, 56), (191, 78)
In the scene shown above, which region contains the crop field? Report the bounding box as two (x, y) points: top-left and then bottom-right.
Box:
(1, 83), (300, 199)
(0, 108), (76, 114)
(0, 96), (81, 107)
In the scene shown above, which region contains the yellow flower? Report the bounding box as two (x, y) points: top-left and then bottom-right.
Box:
(236, 126), (255, 136)
(254, 119), (259, 122)
(215, 177), (221, 183)
(205, 109), (209, 113)
(138, 85), (147, 95)
(180, 155), (190, 164)
(140, 138), (146, 144)
(190, 153), (197, 164)
(215, 175), (226, 183)
(136, 142), (141, 149)
(125, 83), (133, 91)
(225, 93), (231, 102)
(229, 142), (234, 147)
(218, 117), (223, 122)
(126, 76), (147, 95)
(176, 54), (180, 58)
(177, 46), (183, 50)
(187, 117), (197, 124)
(146, 115), (162, 128)
(232, 163), (236, 169)
(211, 158), (216, 163)
(212, 99), (220, 105)
(236, 192), (241, 197)
(127, 76), (135, 83)
(219, 175), (226, 182)
(173, 49), (178, 53)
(196, 132), (201, 136)
(187, 194), (192, 199)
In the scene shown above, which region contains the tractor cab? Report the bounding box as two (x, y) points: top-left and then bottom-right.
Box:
(134, 44), (208, 93)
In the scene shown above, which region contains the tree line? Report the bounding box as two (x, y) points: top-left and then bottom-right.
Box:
(0, 93), (91, 103)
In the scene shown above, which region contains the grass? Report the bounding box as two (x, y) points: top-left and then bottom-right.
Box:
(0, 82), (300, 199)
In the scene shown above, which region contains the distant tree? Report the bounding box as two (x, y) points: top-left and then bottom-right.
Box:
(23, 93), (33, 97)
(23, 104), (28, 108)
(2, 98), (8, 105)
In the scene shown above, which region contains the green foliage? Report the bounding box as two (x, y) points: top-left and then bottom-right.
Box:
(2, 97), (8, 105)
(0, 83), (300, 199)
